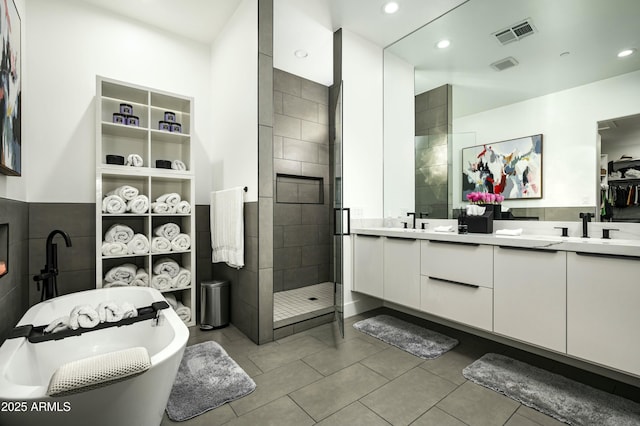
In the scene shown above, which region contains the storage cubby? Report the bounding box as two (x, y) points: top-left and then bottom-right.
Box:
(96, 76), (195, 326)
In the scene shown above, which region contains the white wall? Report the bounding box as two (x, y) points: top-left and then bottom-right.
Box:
(383, 50), (415, 218)
(24, 0), (213, 203)
(0, 0), (26, 201)
(209, 0), (258, 202)
(454, 70), (640, 209)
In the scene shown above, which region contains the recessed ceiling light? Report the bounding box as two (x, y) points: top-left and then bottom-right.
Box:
(294, 49), (308, 59)
(436, 39), (450, 49)
(382, 2), (399, 14)
(618, 48), (636, 58)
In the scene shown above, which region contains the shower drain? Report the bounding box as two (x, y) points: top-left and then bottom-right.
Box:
(308, 297), (318, 301)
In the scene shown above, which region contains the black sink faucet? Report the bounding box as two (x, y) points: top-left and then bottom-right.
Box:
(406, 212), (416, 229)
(579, 212), (594, 238)
(33, 230), (72, 301)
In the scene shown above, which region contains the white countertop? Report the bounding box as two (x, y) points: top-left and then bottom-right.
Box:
(352, 226), (640, 258)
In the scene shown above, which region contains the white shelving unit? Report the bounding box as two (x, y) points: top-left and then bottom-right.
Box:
(96, 76), (196, 326)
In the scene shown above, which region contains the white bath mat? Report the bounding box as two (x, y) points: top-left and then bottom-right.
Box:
(166, 341), (256, 421)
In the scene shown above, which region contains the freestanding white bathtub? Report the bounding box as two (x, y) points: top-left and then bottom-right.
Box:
(0, 287), (188, 426)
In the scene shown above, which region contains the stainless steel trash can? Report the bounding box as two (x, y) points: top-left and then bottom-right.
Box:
(200, 280), (229, 330)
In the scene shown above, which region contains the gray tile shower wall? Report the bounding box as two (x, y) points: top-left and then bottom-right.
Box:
(0, 198), (29, 344)
(273, 69), (331, 293)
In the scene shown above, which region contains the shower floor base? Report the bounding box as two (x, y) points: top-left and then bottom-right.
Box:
(274, 282), (334, 329)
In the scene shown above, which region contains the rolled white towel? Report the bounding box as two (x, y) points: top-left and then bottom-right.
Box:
(156, 192), (181, 207)
(107, 185), (139, 201)
(175, 302), (191, 323)
(104, 263), (137, 284)
(171, 233), (191, 252)
(127, 234), (150, 255)
(151, 236), (172, 253)
(164, 293), (178, 310)
(154, 223), (180, 240)
(151, 273), (173, 291)
(126, 154), (143, 167)
(172, 268), (191, 288)
(102, 280), (129, 288)
(153, 257), (180, 278)
(175, 200), (191, 215)
(104, 224), (134, 243)
(96, 301), (124, 323)
(102, 195), (126, 214)
(44, 316), (70, 334)
(69, 305), (100, 330)
(127, 195), (149, 214)
(151, 202), (176, 214)
(496, 228), (523, 236)
(434, 225), (454, 232)
(121, 302), (138, 319)
(101, 241), (128, 257)
(171, 160), (186, 171)
(130, 268), (149, 287)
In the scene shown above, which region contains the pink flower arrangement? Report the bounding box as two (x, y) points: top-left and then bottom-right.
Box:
(466, 191), (504, 204)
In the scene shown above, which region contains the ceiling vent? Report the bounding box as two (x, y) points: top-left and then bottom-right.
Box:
(490, 57), (519, 72)
(493, 19), (536, 45)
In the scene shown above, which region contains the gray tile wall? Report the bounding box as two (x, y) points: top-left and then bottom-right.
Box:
(273, 68), (331, 293)
(0, 198), (29, 344)
(415, 85), (452, 219)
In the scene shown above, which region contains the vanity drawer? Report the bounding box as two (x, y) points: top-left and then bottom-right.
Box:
(420, 240), (493, 288)
(420, 276), (493, 331)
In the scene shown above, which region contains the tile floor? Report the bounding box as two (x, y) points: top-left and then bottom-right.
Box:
(273, 282), (334, 328)
(161, 307), (640, 426)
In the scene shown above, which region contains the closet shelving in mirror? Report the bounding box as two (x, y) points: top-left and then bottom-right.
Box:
(96, 76), (195, 327)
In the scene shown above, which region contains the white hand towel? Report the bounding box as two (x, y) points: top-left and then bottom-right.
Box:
(151, 236), (172, 253)
(127, 234), (150, 255)
(130, 268), (149, 287)
(151, 202), (175, 214)
(107, 185), (139, 201)
(153, 257), (180, 278)
(121, 302), (138, 319)
(102, 195), (126, 214)
(496, 228), (523, 236)
(69, 305), (100, 330)
(171, 233), (191, 251)
(164, 293), (178, 310)
(171, 160), (186, 171)
(44, 316), (70, 334)
(104, 224), (134, 243)
(172, 268), (191, 288)
(102, 280), (129, 288)
(96, 301), (124, 323)
(127, 195), (149, 214)
(126, 154), (143, 167)
(151, 273), (173, 291)
(175, 302), (191, 323)
(434, 225), (454, 232)
(156, 192), (181, 206)
(101, 241), (128, 256)
(175, 200), (191, 214)
(154, 223), (180, 240)
(211, 187), (245, 269)
(104, 263), (137, 283)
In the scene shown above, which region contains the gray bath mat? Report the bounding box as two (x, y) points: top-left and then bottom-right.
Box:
(166, 341), (256, 421)
(463, 353), (640, 425)
(353, 315), (458, 359)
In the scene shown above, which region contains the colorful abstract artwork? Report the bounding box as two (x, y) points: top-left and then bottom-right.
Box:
(462, 134), (542, 200)
(0, 0), (20, 176)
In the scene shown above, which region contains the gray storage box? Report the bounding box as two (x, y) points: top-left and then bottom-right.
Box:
(200, 280), (229, 330)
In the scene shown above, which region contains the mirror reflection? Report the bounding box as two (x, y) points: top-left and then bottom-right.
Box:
(383, 0), (640, 221)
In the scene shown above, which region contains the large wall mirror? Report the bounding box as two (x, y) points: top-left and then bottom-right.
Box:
(383, 0), (640, 221)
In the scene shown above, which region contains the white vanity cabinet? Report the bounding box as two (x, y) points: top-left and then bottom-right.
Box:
(352, 234), (384, 298)
(494, 247), (566, 352)
(383, 237), (420, 309)
(567, 252), (640, 376)
(420, 240), (494, 331)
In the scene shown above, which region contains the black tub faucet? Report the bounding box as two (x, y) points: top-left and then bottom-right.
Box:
(406, 212), (416, 229)
(579, 212), (594, 238)
(33, 230), (72, 301)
